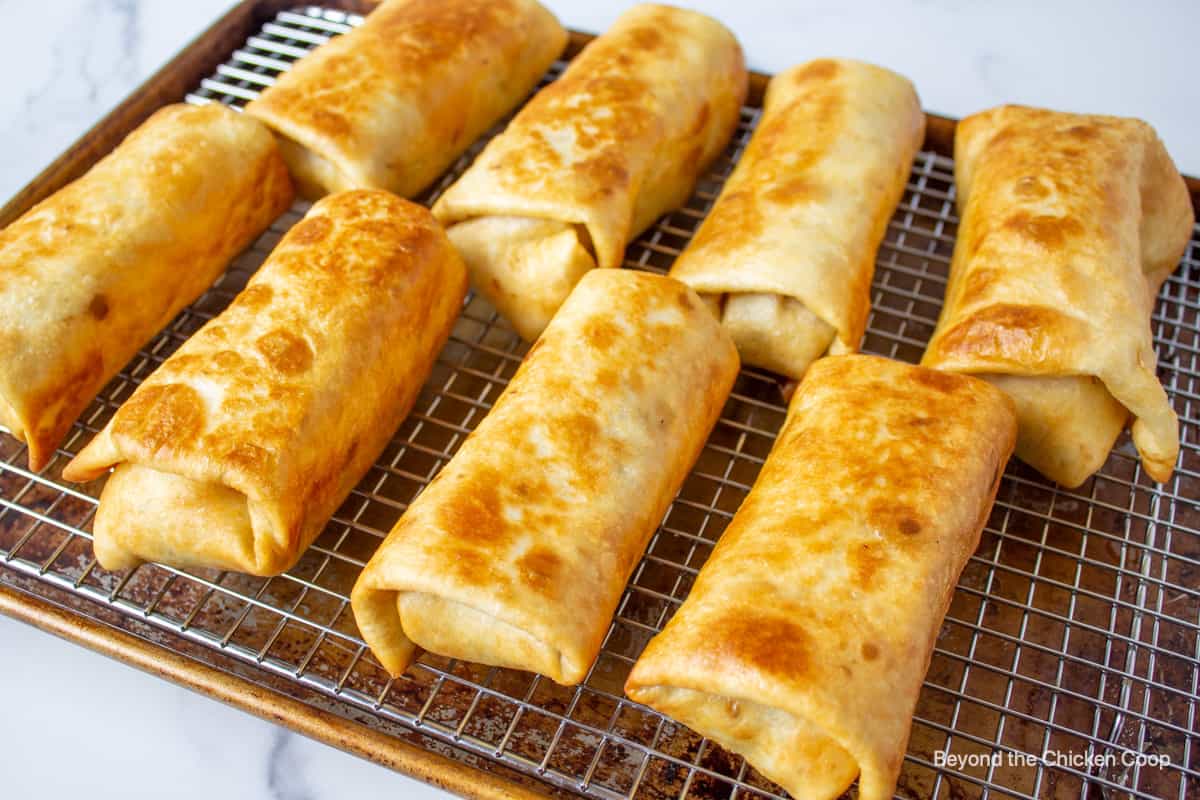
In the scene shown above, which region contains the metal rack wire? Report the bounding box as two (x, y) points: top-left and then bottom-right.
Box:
(2, 6), (1198, 799)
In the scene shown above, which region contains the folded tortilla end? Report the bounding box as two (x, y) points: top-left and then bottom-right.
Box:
(90, 463), (276, 575)
(25, 445), (50, 475)
(397, 591), (579, 684)
(91, 526), (146, 573)
(1141, 457), (1177, 484)
(446, 216), (597, 341)
(0, 393), (59, 473)
(59, 460), (99, 485)
(719, 293), (837, 379)
(19, 433), (53, 475)
(0, 390), (27, 445)
(267, 132), (358, 200)
(349, 581), (419, 678)
(625, 680), (865, 800)
(980, 373), (1128, 488)
(61, 433), (117, 483)
(1132, 415), (1180, 483)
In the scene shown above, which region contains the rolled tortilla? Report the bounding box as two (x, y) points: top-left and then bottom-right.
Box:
(351, 270), (739, 683)
(63, 190), (467, 576)
(244, 0), (566, 199)
(0, 103), (293, 472)
(670, 59), (924, 378)
(626, 354), (1017, 800)
(922, 105), (1193, 486)
(432, 3), (748, 341)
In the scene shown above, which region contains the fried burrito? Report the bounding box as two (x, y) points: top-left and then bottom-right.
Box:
(923, 105), (1193, 486)
(244, 0), (566, 199)
(352, 270), (739, 683)
(432, 3), (748, 340)
(0, 103), (293, 472)
(671, 59), (924, 379)
(63, 191), (467, 576)
(626, 354), (1017, 800)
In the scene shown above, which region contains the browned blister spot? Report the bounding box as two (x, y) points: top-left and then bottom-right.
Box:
(525, 129), (563, 169)
(765, 176), (827, 205)
(583, 318), (621, 351)
(798, 531), (837, 557)
(713, 613), (811, 680)
(290, 215), (332, 244)
(237, 283), (274, 311)
(1012, 175), (1050, 200)
(789, 58), (840, 86)
(959, 264), (1000, 305)
(517, 547), (563, 596)
(1002, 210), (1085, 250)
(444, 547), (500, 588)
(116, 383), (206, 451)
(861, 641), (880, 661)
(594, 367), (620, 390)
(849, 541), (885, 587)
(554, 411), (608, 494)
(627, 25), (663, 53)
(964, 220), (993, 261)
(910, 368), (967, 394)
(358, 218), (408, 249)
(437, 466), (511, 547)
(933, 303), (1068, 363)
(311, 106), (352, 140)
(223, 441), (271, 474)
(256, 329), (313, 376)
(211, 349), (247, 374)
(756, 114), (835, 173)
(1065, 123), (1099, 141)
(87, 294), (109, 320)
(688, 190), (765, 253)
(577, 150), (632, 197)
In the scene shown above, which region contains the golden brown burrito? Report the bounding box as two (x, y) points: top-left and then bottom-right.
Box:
(432, 3), (748, 341)
(244, 0), (566, 199)
(352, 270), (739, 683)
(63, 191), (467, 576)
(626, 354), (1017, 800)
(670, 59), (924, 379)
(0, 103), (292, 473)
(922, 105), (1193, 487)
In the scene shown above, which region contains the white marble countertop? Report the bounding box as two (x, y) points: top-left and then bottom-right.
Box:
(1, 1), (1197, 799)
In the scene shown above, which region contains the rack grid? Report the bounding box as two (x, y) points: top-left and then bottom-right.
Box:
(2, 6), (1198, 799)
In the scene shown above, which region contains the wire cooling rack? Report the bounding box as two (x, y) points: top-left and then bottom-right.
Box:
(2, 6), (1198, 800)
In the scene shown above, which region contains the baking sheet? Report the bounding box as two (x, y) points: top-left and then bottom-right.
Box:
(1, 6), (1198, 799)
